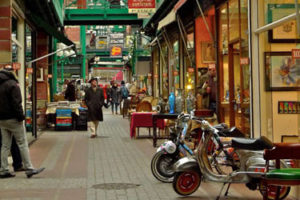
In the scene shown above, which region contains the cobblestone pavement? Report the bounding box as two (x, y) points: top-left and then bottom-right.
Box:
(0, 111), (298, 200)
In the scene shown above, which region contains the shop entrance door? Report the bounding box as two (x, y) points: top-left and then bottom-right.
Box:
(225, 41), (250, 135)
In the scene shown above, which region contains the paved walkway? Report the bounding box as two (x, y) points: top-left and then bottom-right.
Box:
(0, 111), (298, 200)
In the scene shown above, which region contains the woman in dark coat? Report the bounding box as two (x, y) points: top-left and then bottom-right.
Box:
(109, 82), (121, 114)
(64, 80), (76, 101)
(84, 78), (104, 138)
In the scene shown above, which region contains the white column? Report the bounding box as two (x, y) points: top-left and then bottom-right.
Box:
(251, 0), (261, 138)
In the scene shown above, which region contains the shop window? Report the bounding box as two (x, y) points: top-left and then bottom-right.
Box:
(160, 44), (168, 100)
(218, 0), (250, 136)
(229, 0), (239, 42)
(173, 41), (180, 90)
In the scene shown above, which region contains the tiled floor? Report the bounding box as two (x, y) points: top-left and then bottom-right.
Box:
(0, 111), (298, 200)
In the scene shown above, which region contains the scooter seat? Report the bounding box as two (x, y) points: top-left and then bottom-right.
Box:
(232, 137), (273, 150)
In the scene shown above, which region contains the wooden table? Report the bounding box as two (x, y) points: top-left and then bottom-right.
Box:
(152, 113), (179, 147)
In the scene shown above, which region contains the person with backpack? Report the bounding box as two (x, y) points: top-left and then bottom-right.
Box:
(120, 81), (129, 116)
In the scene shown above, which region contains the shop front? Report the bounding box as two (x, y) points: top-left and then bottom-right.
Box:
(251, 0), (300, 198)
(216, 0), (251, 136)
(251, 0), (299, 142)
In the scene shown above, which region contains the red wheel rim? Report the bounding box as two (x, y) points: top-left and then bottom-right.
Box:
(177, 171), (200, 194)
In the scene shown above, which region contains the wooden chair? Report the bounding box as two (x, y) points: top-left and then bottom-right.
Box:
(135, 101), (152, 138)
(136, 101), (152, 112)
(262, 143), (300, 200)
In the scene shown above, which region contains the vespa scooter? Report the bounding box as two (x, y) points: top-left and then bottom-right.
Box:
(172, 119), (291, 200)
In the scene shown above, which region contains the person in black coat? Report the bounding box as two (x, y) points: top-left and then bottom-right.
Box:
(0, 67), (45, 178)
(64, 80), (76, 101)
(84, 78), (104, 138)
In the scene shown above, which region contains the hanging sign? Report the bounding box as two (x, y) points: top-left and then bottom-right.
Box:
(26, 68), (33, 74)
(12, 63), (21, 70)
(128, 0), (156, 13)
(110, 46), (123, 58)
(240, 57), (249, 66)
(292, 49), (300, 59)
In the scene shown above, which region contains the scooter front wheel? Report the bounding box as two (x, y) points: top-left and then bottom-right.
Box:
(151, 151), (177, 183)
(259, 183), (290, 200)
(173, 170), (201, 196)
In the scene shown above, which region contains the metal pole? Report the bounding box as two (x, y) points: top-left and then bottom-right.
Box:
(80, 26), (86, 82)
(52, 38), (58, 95)
(177, 15), (193, 66)
(295, 0), (300, 37)
(27, 44), (74, 65)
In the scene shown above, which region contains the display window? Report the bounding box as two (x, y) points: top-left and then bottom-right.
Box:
(217, 0), (250, 136)
(159, 43), (168, 99)
(254, 0), (300, 143)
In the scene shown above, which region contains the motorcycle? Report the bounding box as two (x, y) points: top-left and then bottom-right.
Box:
(172, 118), (291, 200)
(151, 113), (242, 183)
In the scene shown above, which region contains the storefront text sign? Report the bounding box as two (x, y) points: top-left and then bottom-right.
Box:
(240, 57), (249, 66)
(12, 63), (21, 70)
(26, 68), (33, 74)
(292, 49), (300, 59)
(128, 0), (155, 13)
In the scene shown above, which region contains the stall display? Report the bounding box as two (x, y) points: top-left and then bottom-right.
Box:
(55, 108), (72, 131)
(25, 109), (32, 132)
(75, 107), (88, 130)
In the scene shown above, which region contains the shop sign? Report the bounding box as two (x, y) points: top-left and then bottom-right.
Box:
(154, 74), (158, 78)
(292, 49), (300, 59)
(173, 0), (187, 12)
(163, 73), (168, 77)
(188, 67), (194, 73)
(128, 0), (156, 13)
(110, 46), (123, 58)
(48, 74), (52, 78)
(240, 57), (249, 66)
(173, 71), (179, 76)
(26, 68), (33, 74)
(12, 62), (21, 70)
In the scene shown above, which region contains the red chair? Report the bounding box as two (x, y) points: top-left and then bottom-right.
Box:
(262, 143), (300, 200)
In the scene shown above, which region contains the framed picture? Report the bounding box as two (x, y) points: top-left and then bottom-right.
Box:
(201, 42), (215, 63)
(37, 68), (43, 82)
(268, 4), (300, 43)
(264, 52), (300, 91)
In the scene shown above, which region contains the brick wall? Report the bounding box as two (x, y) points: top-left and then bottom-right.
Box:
(0, 0), (12, 68)
(65, 26), (80, 43)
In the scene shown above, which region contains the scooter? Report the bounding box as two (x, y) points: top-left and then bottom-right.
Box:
(172, 119), (291, 200)
(151, 113), (241, 183)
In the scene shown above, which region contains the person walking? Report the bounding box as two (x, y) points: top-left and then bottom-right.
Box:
(84, 77), (104, 138)
(120, 80), (129, 115)
(0, 131), (24, 172)
(0, 66), (45, 178)
(109, 81), (121, 115)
